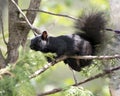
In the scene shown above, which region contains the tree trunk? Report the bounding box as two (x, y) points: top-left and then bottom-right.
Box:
(7, 0), (19, 63)
(109, 0), (120, 96)
(6, 0), (41, 64)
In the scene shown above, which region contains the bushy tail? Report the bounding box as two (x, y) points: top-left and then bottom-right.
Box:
(66, 12), (107, 71)
(75, 12), (107, 49)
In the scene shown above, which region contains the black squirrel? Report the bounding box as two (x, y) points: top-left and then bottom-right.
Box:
(30, 12), (107, 71)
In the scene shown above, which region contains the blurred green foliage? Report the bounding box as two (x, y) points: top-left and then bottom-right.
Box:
(0, 0), (111, 96)
(65, 86), (94, 96)
(0, 50), (46, 96)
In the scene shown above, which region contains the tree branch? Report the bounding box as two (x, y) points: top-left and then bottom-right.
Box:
(22, 9), (120, 34)
(0, 9), (7, 45)
(38, 65), (120, 96)
(7, 0), (41, 64)
(22, 9), (78, 21)
(10, 0), (41, 34)
(11, 0), (32, 28)
(29, 55), (67, 78)
(29, 54), (120, 79)
(0, 49), (6, 68)
(69, 54), (120, 60)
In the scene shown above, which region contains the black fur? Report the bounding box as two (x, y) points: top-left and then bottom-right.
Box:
(30, 12), (107, 71)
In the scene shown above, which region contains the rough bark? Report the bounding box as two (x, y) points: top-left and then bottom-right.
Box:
(7, 0), (19, 63)
(6, 0), (41, 64)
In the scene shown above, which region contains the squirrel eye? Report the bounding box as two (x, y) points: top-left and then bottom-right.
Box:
(38, 38), (41, 42)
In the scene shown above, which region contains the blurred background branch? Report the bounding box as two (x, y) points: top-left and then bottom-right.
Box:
(38, 65), (120, 96)
(22, 9), (78, 21)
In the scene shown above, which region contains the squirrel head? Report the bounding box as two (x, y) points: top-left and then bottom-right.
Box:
(30, 31), (49, 52)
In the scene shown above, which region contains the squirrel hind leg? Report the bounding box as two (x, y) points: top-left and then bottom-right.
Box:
(64, 59), (81, 71)
(64, 58), (92, 72)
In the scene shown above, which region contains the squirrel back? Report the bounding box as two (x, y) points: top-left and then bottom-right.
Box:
(65, 12), (107, 71)
(30, 12), (107, 72)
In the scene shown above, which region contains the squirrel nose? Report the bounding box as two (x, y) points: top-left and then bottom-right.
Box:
(30, 44), (34, 49)
(30, 39), (34, 49)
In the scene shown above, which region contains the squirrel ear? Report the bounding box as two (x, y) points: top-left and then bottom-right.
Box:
(41, 31), (48, 40)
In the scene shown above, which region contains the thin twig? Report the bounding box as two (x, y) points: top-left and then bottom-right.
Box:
(22, 9), (78, 21)
(0, 9), (7, 45)
(109, 86), (113, 96)
(69, 66), (78, 84)
(11, 0), (32, 28)
(38, 65), (120, 96)
(10, 0), (41, 34)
